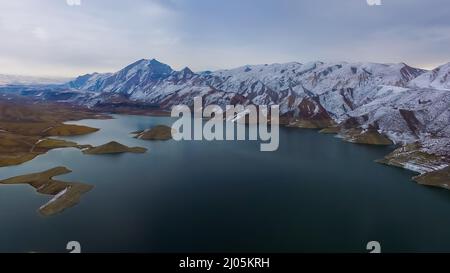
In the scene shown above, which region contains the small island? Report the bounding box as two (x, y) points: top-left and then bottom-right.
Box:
(82, 141), (147, 154)
(0, 167), (93, 216)
(132, 125), (173, 141)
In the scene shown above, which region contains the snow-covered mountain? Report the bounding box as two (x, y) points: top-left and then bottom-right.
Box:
(66, 59), (243, 109)
(26, 60), (444, 135)
(64, 60), (448, 137)
(200, 61), (424, 119)
(67, 60), (438, 133)
(67, 59), (425, 118)
(68, 59), (172, 93)
(344, 86), (449, 144)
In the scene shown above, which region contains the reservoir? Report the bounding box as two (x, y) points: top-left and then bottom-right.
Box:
(0, 114), (449, 253)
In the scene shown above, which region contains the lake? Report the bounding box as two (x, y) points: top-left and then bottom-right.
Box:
(1, 114), (450, 253)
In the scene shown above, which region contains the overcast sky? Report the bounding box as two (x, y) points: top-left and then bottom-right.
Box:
(0, 0), (449, 77)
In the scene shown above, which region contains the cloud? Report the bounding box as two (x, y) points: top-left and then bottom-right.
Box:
(0, 0), (180, 76)
(0, 0), (448, 76)
(366, 0), (382, 6)
(32, 27), (48, 41)
(66, 0), (81, 6)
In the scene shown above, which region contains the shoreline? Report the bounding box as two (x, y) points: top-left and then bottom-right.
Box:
(0, 97), (110, 167)
(1, 97), (448, 192)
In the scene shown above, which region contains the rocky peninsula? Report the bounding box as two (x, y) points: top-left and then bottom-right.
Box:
(0, 167), (93, 216)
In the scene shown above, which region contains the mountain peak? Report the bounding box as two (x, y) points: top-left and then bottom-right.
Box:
(147, 59), (172, 73)
(171, 67), (195, 81)
(126, 58), (172, 69)
(118, 58), (173, 80)
(181, 67), (194, 74)
(148, 58), (164, 65)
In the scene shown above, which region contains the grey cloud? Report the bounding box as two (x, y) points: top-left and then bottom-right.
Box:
(0, 0), (448, 76)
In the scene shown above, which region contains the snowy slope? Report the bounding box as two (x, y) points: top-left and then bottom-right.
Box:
(344, 86), (450, 144)
(408, 62), (450, 90)
(68, 60), (425, 116)
(67, 59), (249, 109)
(68, 59), (172, 93)
(199, 61), (424, 120)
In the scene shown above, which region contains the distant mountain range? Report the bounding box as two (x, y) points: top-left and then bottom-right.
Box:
(0, 74), (70, 86)
(1, 58), (449, 177)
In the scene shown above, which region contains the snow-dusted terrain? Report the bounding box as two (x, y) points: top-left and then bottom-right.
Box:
(65, 59), (429, 119)
(409, 63), (450, 90)
(3, 58), (449, 175)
